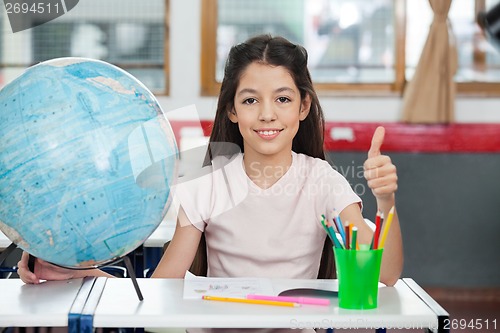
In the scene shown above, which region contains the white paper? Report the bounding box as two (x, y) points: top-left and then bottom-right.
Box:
(183, 271), (274, 299)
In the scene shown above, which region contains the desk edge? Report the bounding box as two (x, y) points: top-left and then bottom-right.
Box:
(402, 278), (450, 333)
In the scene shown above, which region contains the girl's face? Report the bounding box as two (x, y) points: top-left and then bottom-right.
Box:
(229, 62), (310, 161)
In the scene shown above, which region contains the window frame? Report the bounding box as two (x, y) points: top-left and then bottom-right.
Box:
(0, 0), (170, 95)
(200, 0), (500, 97)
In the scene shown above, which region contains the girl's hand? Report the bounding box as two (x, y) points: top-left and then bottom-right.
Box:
(17, 251), (77, 284)
(363, 126), (398, 203)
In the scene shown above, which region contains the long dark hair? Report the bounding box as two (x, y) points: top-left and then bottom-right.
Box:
(192, 35), (335, 279)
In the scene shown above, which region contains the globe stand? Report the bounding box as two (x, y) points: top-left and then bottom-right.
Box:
(110, 255), (144, 301)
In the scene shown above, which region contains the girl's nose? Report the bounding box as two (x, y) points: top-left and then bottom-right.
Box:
(258, 103), (277, 122)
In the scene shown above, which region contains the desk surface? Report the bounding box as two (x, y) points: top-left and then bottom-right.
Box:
(0, 278), (85, 327)
(91, 278), (439, 330)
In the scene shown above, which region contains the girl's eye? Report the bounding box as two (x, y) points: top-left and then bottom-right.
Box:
(243, 98), (257, 105)
(277, 96), (291, 103)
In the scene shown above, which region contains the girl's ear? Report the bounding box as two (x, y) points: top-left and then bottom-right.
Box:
(299, 94), (312, 121)
(228, 107), (238, 123)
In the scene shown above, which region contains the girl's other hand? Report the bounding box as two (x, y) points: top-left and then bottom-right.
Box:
(363, 126), (398, 203)
(17, 251), (77, 284)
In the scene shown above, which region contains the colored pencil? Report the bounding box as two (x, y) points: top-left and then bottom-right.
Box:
(344, 222), (350, 250)
(378, 206), (395, 249)
(372, 210), (384, 249)
(320, 216), (332, 240)
(348, 223), (354, 250)
(320, 216), (343, 249)
(320, 215), (329, 235)
(351, 226), (358, 250)
(370, 210), (381, 249)
(328, 217), (345, 249)
(328, 216), (339, 233)
(333, 210), (346, 246)
(202, 295), (300, 307)
(247, 294), (330, 306)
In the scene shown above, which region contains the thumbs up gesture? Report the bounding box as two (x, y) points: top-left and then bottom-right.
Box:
(364, 126), (398, 202)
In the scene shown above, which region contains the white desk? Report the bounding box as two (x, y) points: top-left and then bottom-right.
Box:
(88, 278), (445, 331)
(0, 278), (88, 328)
(0, 230), (11, 249)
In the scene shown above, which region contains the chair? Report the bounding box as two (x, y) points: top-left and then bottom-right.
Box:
(0, 243), (20, 279)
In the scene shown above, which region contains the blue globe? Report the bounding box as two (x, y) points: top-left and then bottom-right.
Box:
(0, 58), (178, 268)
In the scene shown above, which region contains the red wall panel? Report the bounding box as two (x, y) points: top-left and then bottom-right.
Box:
(169, 121), (500, 153)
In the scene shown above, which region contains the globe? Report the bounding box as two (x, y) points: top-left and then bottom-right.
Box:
(0, 58), (178, 268)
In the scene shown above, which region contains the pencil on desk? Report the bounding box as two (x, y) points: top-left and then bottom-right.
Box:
(202, 295), (300, 307)
(247, 294), (330, 306)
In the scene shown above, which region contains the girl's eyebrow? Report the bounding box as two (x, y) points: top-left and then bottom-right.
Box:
(236, 88), (257, 96)
(236, 87), (296, 96)
(275, 87), (296, 95)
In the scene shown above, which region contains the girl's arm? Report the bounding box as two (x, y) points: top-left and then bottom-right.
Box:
(362, 126), (404, 286)
(151, 206), (202, 278)
(372, 195), (402, 287)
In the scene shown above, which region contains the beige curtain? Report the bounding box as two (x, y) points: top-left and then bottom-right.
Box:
(402, 0), (457, 123)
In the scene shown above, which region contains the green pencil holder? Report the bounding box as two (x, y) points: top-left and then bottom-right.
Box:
(334, 246), (383, 309)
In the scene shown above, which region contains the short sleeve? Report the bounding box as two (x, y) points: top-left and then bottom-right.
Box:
(312, 159), (362, 221)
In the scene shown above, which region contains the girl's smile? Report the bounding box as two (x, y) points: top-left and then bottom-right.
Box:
(253, 128), (283, 140)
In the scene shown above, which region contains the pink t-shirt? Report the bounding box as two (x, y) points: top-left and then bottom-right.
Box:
(174, 151), (361, 279)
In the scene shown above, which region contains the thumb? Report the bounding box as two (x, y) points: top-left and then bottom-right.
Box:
(368, 126), (385, 158)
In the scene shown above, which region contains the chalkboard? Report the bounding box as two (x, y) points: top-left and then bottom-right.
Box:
(328, 152), (500, 288)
